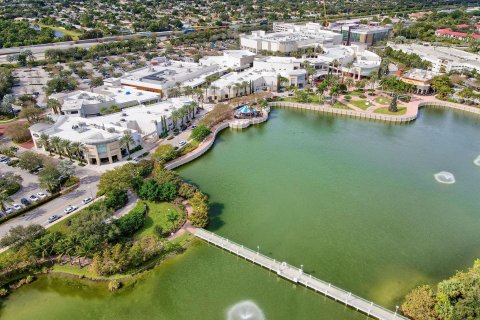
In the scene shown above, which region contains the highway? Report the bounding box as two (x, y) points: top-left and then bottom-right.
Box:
(0, 31), (176, 63)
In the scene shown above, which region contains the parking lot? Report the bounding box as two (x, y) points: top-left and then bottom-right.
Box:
(0, 160), (50, 214)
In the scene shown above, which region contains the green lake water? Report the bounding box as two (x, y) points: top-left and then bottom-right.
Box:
(1, 107), (480, 319)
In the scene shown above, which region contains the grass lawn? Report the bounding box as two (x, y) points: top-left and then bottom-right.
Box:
(348, 90), (366, 97)
(374, 96), (392, 105)
(374, 107), (407, 115)
(332, 101), (351, 109)
(135, 201), (184, 239)
(34, 23), (81, 40)
(349, 99), (374, 110)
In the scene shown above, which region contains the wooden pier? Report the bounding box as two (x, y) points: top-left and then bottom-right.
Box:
(194, 228), (409, 320)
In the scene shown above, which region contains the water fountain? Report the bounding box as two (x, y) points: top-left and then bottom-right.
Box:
(434, 171), (456, 184)
(474, 155), (480, 167)
(227, 300), (266, 320)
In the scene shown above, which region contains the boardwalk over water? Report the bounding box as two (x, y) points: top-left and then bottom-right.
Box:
(194, 228), (409, 320)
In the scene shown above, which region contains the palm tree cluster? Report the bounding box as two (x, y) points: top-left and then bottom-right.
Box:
(38, 134), (86, 164)
(170, 102), (198, 131)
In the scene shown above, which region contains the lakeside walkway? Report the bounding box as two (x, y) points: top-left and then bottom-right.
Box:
(193, 228), (408, 320)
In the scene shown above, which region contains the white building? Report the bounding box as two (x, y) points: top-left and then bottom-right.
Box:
(240, 26), (342, 53)
(206, 45), (381, 101)
(199, 50), (256, 70)
(30, 117), (142, 165)
(387, 43), (480, 73)
(55, 87), (160, 117)
(115, 58), (225, 96)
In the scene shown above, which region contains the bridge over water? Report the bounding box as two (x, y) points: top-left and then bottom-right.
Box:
(194, 228), (409, 320)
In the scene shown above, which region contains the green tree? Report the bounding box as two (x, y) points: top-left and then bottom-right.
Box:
(402, 285), (438, 320)
(38, 163), (62, 193)
(18, 151), (43, 172)
(46, 98), (62, 115)
(120, 131), (135, 158)
(0, 224), (46, 251)
(0, 191), (13, 213)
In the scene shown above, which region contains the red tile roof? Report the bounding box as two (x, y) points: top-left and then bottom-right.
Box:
(435, 28), (480, 40)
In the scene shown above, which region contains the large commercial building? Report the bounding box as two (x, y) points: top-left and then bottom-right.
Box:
(199, 50), (256, 70)
(388, 43), (480, 73)
(115, 57), (224, 96)
(399, 68), (440, 94)
(53, 87), (160, 117)
(30, 96), (196, 165)
(240, 23), (342, 53)
(30, 117), (141, 165)
(206, 45), (381, 101)
(328, 21), (392, 46)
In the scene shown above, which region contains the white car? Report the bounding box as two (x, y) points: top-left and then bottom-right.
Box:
(48, 215), (61, 223)
(29, 195), (40, 202)
(4, 208), (14, 215)
(37, 192), (47, 199)
(82, 197), (93, 205)
(179, 140), (187, 146)
(12, 204), (22, 210)
(63, 205), (77, 214)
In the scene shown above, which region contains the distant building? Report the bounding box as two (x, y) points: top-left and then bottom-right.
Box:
(399, 68), (440, 94)
(114, 58), (226, 96)
(388, 43), (480, 73)
(199, 50), (256, 70)
(328, 21), (392, 46)
(240, 23), (342, 53)
(53, 87), (160, 117)
(435, 28), (480, 41)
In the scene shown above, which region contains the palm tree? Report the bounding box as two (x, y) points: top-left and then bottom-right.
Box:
(50, 136), (62, 157)
(183, 86), (194, 98)
(120, 131), (135, 159)
(171, 110), (179, 130)
(233, 83), (241, 97)
(166, 211), (178, 228)
(47, 98), (62, 115)
(241, 81), (248, 96)
(210, 85), (219, 101)
(226, 85), (232, 99)
(59, 139), (70, 159)
(70, 142), (85, 163)
(344, 78), (354, 90)
(38, 133), (52, 155)
(0, 191), (13, 212)
(62, 139), (73, 160)
(75, 239), (95, 268)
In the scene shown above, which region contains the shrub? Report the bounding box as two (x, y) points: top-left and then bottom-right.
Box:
(178, 183), (198, 199)
(0, 288), (8, 297)
(25, 275), (35, 284)
(189, 191), (209, 228)
(154, 225), (163, 238)
(359, 94), (367, 99)
(190, 125), (211, 142)
(63, 176), (80, 188)
(4, 123), (31, 143)
(344, 95), (352, 101)
(115, 203), (146, 236)
(105, 189), (128, 210)
(152, 144), (178, 162)
(108, 280), (122, 292)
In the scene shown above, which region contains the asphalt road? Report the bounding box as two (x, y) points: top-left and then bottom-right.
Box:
(0, 166), (99, 237)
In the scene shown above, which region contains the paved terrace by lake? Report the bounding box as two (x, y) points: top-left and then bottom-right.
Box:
(194, 228), (409, 320)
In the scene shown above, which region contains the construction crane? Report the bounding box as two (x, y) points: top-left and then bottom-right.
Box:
(321, 0), (328, 27)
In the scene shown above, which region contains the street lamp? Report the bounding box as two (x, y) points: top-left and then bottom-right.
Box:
(257, 245), (260, 255)
(394, 305), (399, 318)
(300, 264), (303, 273)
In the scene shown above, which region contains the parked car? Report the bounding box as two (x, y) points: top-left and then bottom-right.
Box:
(4, 208), (14, 215)
(29, 195), (40, 202)
(12, 204), (22, 210)
(37, 192), (47, 199)
(191, 125), (197, 129)
(179, 140), (187, 146)
(0, 156), (10, 164)
(48, 215), (61, 223)
(20, 198), (31, 206)
(63, 205), (77, 214)
(82, 197), (93, 205)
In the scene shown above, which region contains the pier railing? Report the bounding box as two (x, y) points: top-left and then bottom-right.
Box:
(194, 228), (409, 320)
